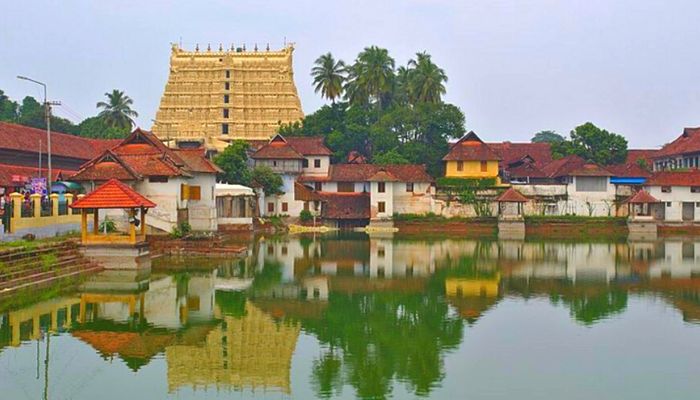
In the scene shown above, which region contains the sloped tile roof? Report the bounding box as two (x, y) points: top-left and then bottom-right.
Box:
(251, 135), (331, 160)
(569, 163), (613, 177)
(70, 179), (156, 209)
(626, 149), (659, 165)
(488, 142), (552, 167)
(286, 137), (332, 156)
(0, 121), (119, 160)
(173, 148), (222, 173)
(605, 162), (651, 178)
(367, 169), (400, 182)
(627, 190), (660, 204)
(507, 159), (548, 178)
(294, 181), (321, 202)
(328, 164), (433, 183)
(541, 155), (587, 178)
(653, 127), (700, 159)
(443, 131), (501, 161)
(496, 187), (529, 202)
(319, 192), (370, 220)
(646, 170), (700, 187)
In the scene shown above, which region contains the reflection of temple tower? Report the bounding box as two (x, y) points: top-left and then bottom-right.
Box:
(153, 43), (304, 152)
(166, 301), (300, 394)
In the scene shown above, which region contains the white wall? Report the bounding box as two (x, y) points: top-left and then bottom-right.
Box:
(370, 181), (394, 219)
(647, 185), (700, 222)
(303, 156), (330, 176)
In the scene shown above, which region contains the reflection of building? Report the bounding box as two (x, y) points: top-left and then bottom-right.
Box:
(153, 44), (303, 152)
(166, 301), (300, 394)
(1, 297), (79, 347)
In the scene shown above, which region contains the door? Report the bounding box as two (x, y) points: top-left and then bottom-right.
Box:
(682, 202), (695, 221)
(177, 208), (189, 225)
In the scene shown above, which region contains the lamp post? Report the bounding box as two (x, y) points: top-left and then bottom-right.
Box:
(17, 75), (52, 193)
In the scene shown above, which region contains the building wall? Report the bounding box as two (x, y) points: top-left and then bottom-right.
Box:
(392, 182), (434, 215)
(302, 156), (330, 176)
(445, 160), (499, 179)
(564, 177), (616, 216)
(260, 174), (304, 217)
(370, 181), (395, 219)
(647, 185), (700, 222)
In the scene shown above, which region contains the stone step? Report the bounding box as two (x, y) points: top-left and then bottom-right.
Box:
(0, 262), (98, 291)
(0, 256), (89, 282)
(0, 265), (103, 297)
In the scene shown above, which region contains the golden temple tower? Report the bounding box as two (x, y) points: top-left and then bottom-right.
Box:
(153, 43), (304, 153)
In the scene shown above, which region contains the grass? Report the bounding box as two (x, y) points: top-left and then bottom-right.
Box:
(40, 252), (58, 271)
(392, 212), (497, 223)
(0, 232), (79, 251)
(524, 215), (627, 224)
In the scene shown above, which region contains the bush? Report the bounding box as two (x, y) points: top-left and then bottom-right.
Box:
(99, 217), (117, 233)
(299, 209), (313, 222)
(170, 221), (192, 238)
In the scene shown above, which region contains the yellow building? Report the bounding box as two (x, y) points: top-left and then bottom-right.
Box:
(443, 131), (501, 182)
(153, 43), (304, 153)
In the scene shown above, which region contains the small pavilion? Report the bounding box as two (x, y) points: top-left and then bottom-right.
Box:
(70, 179), (156, 245)
(627, 190), (660, 220)
(496, 187), (529, 219)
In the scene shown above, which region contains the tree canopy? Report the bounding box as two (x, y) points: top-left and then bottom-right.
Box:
(213, 140), (253, 185)
(552, 122), (628, 165)
(531, 130), (565, 143)
(97, 89), (139, 129)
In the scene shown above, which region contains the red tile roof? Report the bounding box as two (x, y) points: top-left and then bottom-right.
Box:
(653, 127), (700, 159)
(0, 121), (118, 160)
(347, 151), (367, 164)
(368, 169), (399, 182)
(294, 182), (321, 202)
(70, 179), (156, 209)
(443, 132), (501, 161)
(605, 162), (651, 178)
(627, 190), (660, 204)
(507, 159), (548, 178)
(569, 163), (613, 177)
(646, 170), (700, 187)
(626, 149), (659, 165)
(487, 142), (552, 167)
(319, 192), (370, 220)
(0, 163), (74, 187)
(328, 164), (433, 183)
(70, 129), (218, 181)
(251, 135), (332, 160)
(496, 187), (528, 202)
(541, 155), (587, 178)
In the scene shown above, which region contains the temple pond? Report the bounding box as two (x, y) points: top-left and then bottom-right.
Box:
(1, 233), (700, 399)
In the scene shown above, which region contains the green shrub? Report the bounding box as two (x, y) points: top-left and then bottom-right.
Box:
(40, 252), (58, 271)
(99, 217), (117, 233)
(299, 209), (313, 222)
(170, 221), (193, 238)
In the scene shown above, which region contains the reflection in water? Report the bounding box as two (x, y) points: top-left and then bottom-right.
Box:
(1, 235), (700, 398)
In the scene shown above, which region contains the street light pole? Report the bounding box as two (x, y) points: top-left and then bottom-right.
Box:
(17, 75), (52, 193)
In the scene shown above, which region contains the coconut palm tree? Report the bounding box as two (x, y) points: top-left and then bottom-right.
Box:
(96, 90), (139, 129)
(311, 53), (346, 103)
(407, 52), (447, 104)
(345, 46), (395, 109)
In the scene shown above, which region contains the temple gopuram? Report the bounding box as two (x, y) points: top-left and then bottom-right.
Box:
(153, 43), (304, 153)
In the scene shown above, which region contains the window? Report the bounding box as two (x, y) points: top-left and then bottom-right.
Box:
(267, 245), (274, 255)
(223, 109), (229, 118)
(302, 159), (309, 168)
(267, 202), (274, 213)
(666, 202), (672, 208)
(314, 182), (322, 191)
(314, 159), (321, 168)
(662, 186), (672, 193)
(338, 182), (354, 193)
(378, 201), (386, 213)
(457, 161), (464, 171)
(223, 94), (229, 103)
(149, 176), (168, 183)
(225, 70), (230, 78)
(222, 123), (229, 134)
(406, 183), (414, 192)
(273, 160), (278, 167)
(692, 187), (700, 193)
(282, 202), (288, 212)
(378, 246), (385, 258)
(224, 82), (230, 90)
(378, 182), (385, 193)
(575, 176), (607, 192)
(189, 185), (201, 200)
(282, 246), (288, 255)
(181, 184), (189, 200)
(480, 161), (488, 172)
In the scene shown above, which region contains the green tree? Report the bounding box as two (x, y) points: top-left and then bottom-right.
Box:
(531, 130), (565, 143)
(16, 96), (79, 134)
(77, 116), (130, 139)
(345, 46), (395, 110)
(559, 122), (628, 165)
(0, 90), (19, 121)
(96, 89), (139, 129)
(252, 165), (284, 196)
(407, 52), (447, 104)
(311, 53), (346, 103)
(372, 149), (409, 165)
(213, 140), (253, 185)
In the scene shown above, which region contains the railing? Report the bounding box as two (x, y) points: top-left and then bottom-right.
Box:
(58, 201), (69, 216)
(7, 193), (84, 234)
(40, 199), (52, 217)
(20, 202), (33, 218)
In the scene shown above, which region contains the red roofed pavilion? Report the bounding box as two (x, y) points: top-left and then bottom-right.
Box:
(70, 179), (156, 245)
(496, 188), (529, 218)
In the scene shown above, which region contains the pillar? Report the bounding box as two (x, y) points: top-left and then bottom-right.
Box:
(9, 192), (22, 232)
(50, 193), (59, 216)
(65, 193), (74, 215)
(129, 209), (136, 244)
(140, 208), (146, 236)
(80, 209), (87, 243)
(93, 209), (99, 234)
(30, 193), (41, 218)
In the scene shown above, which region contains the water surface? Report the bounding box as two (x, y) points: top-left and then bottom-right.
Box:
(1, 234), (699, 399)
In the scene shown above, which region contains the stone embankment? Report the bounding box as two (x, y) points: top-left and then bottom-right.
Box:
(0, 240), (102, 296)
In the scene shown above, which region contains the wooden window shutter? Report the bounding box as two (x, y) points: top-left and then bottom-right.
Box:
(190, 186), (201, 200)
(181, 184), (190, 201)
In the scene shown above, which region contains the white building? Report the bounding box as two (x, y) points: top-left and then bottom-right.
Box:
(645, 170), (700, 222)
(70, 128), (221, 232)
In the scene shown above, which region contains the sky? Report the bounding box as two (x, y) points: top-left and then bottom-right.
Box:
(1, 0), (699, 148)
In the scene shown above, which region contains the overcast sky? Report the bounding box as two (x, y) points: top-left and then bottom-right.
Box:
(2, 0), (699, 148)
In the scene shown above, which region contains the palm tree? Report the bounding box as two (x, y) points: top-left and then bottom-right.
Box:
(96, 90), (139, 129)
(311, 53), (346, 103)
(345, 46), (395, 109)
(407, 52), (447, 104)
(394, 66), (412, 106)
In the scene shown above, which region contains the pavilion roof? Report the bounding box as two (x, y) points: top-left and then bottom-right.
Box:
(496, 187), (529, 202)
(627, 190), (660, 204)
(70, 179), (156, 209)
